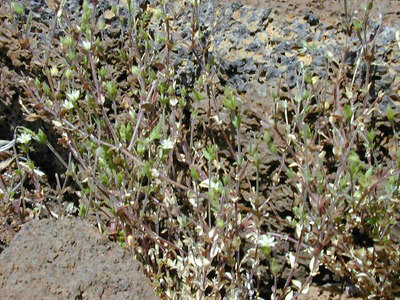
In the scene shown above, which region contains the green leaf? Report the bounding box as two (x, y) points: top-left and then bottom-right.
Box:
(232, 113), (241, 128)
(82, 10), (91, 25)
(136, 139), (145, 155)
(261, 246), (271, 259)
(98, 17), (106, 30)
(269, 143), (278, 155)
(353, 20), (362, 33)
(119, 124), (128, 142)
(305, 73), (313, 84)
(131, 66), (139, 76)
(270, 257), (280, 276)
(263, 131), (271, 143)
(247, 140), (257, 157)
(190, 166), (200, 181)
(222, 86), (237, 111)
(192, 90), (203, 102)
(34, 77), (41, 89)
(222, 94), (237, 111)
(366, 129), (374, 144)
(111, 4), (118, 14)
(159, 95), (169, 106)
(154, 7), (164, 19)
(82, 0), (89, 11)
(209, 189), (220, 212)
(386, 105), (395, 123)
(98, 66), (107, 80)
(203, 145), (217, 161)
(397, 148), (400, 168)
(116, 171), (124, 187)
(149, 123), (162, 141)
(181, 86), (187, 97)
(385, 176), (396, 193)
(191, 108), (198, 118)
(140, 161), (152, 179)
(293, 206), (304, 218)
(224, 86), (233, 98)
(42, 82), (51, 96)
(203, 150), (211, 161)
(65, 68), (72, 80)
(60, 35), (74, 49)
(359, 167), (373, 188)
(106, 81), (117, 100)
(222, 175), (229, 185)
(216, 219), (225, 229)
(118, 230), (124, 242)
(348, 151), (361, 177)
(343, 104), (352, 122)
(27, 159), (35, 169)
(98, 156), (108, 169)
(11, 2), (24, 16)
(66, 50), (77, 63)
(365, 216), (378, 226)
(158, 81), (166, 94)
(365, 166), (373, 179)
(79, 203), (87, 218)
(139, 28), (149, 41)
(286, 169), (294, 179)
(197, 76), (203, 87)
(301, 124), (312, 140)
(34, 129), (47, 144)
(167, 85), (174, 96)
(302, 90), (309, 100)
(96, 146), (105, 158)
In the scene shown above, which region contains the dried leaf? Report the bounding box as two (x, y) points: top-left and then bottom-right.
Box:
(298, 54), (313, 66)
(292, 279), (302, 290)
(103, 9), (116, 20)
(0, 157), (14, 171)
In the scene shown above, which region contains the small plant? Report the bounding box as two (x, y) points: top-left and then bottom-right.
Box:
(0, 127), (58, 222)
(4, 0), (398, 298)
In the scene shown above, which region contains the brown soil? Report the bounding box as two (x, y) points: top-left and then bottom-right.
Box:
(0, 217), (159, 300)
(0, 221), (15, 253)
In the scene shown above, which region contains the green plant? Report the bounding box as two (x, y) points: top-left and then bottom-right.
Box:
(0, 127), (59, 221)
(7, 0), (398, 298)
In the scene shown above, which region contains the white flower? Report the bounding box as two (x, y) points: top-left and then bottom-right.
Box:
(82, 40), (91, 51)
(99, 94), (105, 105)
(131, 66), (139, 76)
(169, 98), (178, 106)
(33, 168), (45, 177)
(52, 120), (63, 128)
(151, 168), (160, 178)
(50, 65), (59, 77)
(63, 100), (74, 110)
(66, 90), (80, 102)
(17, 132), (32, 144)
(199, 178), (222, 191)
(258, 234), (276, 248)
(160, 138), (174, 150)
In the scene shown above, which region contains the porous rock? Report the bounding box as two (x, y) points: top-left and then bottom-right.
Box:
(0, 217), (159, 300)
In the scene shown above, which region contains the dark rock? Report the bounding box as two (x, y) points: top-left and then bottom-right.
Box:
(304, 12), (319, 26)
(344, 50), (358, 65)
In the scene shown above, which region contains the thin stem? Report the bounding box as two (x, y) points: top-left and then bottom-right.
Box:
(127, 80), (159, 151)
